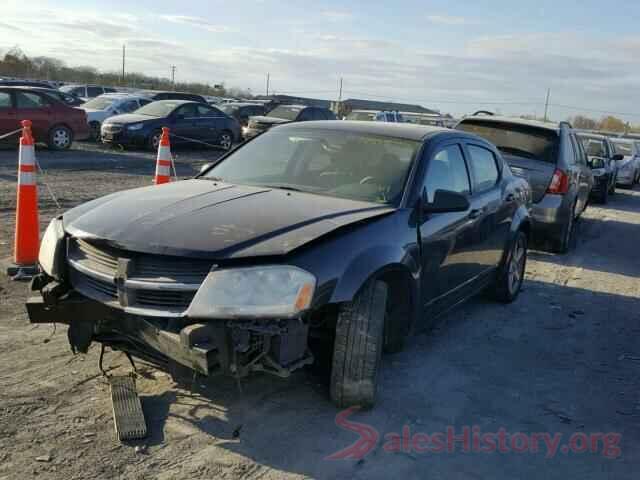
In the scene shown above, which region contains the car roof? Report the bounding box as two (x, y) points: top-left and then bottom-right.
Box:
(279, 120), (450, 141)
(150, 99), (195, 106)
(222, 102), (263, 107)
(460, 114), (563, 132)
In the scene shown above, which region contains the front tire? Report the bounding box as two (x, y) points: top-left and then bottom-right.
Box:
(492, 231), (527, 303)
(48, 125), (73, 150)
(599, 184), (609, 204)
(147, 130), (162, 151)
(89, 121), (101, 142)
(330, 280), (387, 409)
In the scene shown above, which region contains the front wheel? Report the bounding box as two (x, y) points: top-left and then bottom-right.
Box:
(147, 130), (162, 151)
(599, 185), (609, 204)
(492, 231), (527, 303)
(330, 280), (387, 408)
(89, 122), (101, 141)
(48, 125), (73, 150)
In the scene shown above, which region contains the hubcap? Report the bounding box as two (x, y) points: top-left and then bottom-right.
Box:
(152, 134), (161, 149)
(53, 129), (70, 148)
(508, 237), (526, 294)
(220, 134), (232, 150)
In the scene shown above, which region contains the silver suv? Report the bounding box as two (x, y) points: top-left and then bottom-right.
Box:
(457, 114), (593, 253)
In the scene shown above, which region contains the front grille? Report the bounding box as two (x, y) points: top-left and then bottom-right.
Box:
(67, 238), (215, 316)
(135, 289), (195, 309)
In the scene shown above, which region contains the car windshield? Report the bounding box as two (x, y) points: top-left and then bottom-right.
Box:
(458, 120), (558, 163)
(268, 106), (303, 121)
(579, 136), (606, 157)
(203, 128), (420, 205)
(59, 85), (83, 95)
(612, 141), (633, 156)
(219, 104), (239, 115)
(134, 101), (181, 117)
(82, 97), (115, 110)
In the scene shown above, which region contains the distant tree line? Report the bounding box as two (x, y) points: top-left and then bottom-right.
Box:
(0, 47), (251, 98)
(567, 114), (640, 133)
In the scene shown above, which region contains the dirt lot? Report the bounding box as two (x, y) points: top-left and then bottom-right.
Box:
(1, 142), (639, 479)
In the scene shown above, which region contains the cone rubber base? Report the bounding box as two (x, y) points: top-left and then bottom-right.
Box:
(2, 257), (38, 280)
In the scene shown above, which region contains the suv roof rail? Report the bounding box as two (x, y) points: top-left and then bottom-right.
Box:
(471, 110), (494, 116)
(559, 120), (573, 129)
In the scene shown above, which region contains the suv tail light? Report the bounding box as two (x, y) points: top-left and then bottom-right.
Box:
(547, 169), (569, 194)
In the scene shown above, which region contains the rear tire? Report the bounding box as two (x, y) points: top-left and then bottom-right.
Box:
(599, 185), (609, 204)
(553, 203), (576, 254)
(89, 121), (101, 142)
(219, 130), (233, 151)
(330, 280), (387, 409)
(47, 125), (73, 150)
(492, 231), (527, 303)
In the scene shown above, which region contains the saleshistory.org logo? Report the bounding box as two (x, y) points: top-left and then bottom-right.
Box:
(326, 407), (622, 460)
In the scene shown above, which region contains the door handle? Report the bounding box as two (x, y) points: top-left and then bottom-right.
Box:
(468, 209), (483, 219)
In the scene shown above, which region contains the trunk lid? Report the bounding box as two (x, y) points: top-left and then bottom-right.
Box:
(503, 154), (556, 203)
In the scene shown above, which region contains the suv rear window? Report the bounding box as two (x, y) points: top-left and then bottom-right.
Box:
(458, 120), (558, 164)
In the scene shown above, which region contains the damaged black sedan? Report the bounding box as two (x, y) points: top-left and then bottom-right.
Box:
(28, 121), (531, 408)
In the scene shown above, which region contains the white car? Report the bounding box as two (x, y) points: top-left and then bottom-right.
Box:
(610, 138), (640, 187)
(81, 93), (152, 140)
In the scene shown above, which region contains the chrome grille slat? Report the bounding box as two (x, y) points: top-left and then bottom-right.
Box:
(67, 238), (214, 316)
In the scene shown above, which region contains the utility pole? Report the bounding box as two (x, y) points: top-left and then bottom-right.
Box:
(171, 65), (176, 90)
(266, 73), (270, 96)
(121, 45), (126, 85)
(543, 88), (551, 122)
(338, 77), (343, 102)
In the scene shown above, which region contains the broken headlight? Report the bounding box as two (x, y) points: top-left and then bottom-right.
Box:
(187, 266), (316, 319)
(38, 217), (65, 279)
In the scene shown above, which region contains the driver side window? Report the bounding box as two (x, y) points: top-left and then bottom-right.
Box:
(175, 104), (197, 118)
(423, 145), (471, 203)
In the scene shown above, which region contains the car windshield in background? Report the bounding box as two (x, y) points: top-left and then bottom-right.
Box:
(59, 85), (83, 95)
(267, 106), (302, 121)
(612, 141), (633, 156)
(579, 136), (606, 157)
(218, 105), (238, 115)
(458, 120), (558, 163)
(82, 97), (115, 110)
(135, 101), (181, 117)
(204, 129), (419, 205)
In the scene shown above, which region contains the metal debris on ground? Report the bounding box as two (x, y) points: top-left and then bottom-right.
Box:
(109, 375), (147, 441)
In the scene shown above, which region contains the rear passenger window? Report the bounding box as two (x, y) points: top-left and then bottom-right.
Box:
(424, 145), (471, 202)
(15, 92), (50, 108)
(87, 86), (103, 97)
(0, 92), (11, 108)
(467, 145), (499, 192)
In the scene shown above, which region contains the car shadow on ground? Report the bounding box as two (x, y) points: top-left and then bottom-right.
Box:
(137, 276), (639, 478)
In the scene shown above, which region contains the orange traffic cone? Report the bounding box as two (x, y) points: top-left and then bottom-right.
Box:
(6, 120), (40, 277)
(154, 127), (172, 185)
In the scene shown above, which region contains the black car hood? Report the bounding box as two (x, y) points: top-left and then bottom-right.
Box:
(250, 115), (291, 125)
(106, 113), (157, 124)
(63, 179), (394, 259)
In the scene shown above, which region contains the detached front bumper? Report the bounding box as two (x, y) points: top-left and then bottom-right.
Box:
(26, 279), (313, 379)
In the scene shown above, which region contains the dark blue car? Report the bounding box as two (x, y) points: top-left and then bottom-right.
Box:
(100, 100), (241, 150)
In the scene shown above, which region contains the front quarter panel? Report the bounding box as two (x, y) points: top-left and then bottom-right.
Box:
(288, 209), (419, 307)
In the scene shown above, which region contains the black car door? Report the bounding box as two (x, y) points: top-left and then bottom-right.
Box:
(419, 141), (476, 311)
(462, 142), (512, 278)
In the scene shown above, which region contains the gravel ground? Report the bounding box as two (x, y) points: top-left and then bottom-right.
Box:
(0, 142), (638, 479)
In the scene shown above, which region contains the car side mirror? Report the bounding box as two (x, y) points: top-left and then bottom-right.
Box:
(199, 163), (212, 174)
(612, 153), (624, 161)
(589, 158), (605, 169)
(423, 189), (470, 214)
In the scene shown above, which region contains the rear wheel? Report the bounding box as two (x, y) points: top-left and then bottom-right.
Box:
(599, 185), (609, 204)
(492, 231), (527, 303)
(89, 121), (101, 141)
(48, 125), (73, 150)
(553, 203), (576, 254)
(330, 280), (387, 408)
(219, 130), (233, 151)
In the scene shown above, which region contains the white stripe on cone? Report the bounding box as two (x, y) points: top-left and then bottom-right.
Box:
(19, 145), (36, 166)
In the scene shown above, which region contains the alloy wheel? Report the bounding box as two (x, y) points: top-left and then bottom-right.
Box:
(53, 128), (71, 149)
(508, 236), (526, 295)
(220, 133), (232, 150)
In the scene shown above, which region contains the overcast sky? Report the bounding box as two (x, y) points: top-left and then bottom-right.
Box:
(2, 0), (640, 120)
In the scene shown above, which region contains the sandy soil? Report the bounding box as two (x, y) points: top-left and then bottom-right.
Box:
(0, 142), (638, 479)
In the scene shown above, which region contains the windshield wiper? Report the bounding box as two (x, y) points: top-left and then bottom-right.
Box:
(258, 184), (305, 192)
